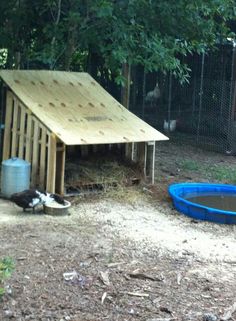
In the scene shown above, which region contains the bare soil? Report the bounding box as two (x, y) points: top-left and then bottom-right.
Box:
(1, 141), (236, 321)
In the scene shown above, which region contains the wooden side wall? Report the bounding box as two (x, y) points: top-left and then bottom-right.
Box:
(2, 90), (153, 194)
(2, 91), (65, 194)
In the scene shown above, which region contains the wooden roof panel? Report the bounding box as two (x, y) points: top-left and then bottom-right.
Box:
(0, 70), (168, 145)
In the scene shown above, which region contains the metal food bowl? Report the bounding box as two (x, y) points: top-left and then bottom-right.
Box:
(43, 200), (71, 215)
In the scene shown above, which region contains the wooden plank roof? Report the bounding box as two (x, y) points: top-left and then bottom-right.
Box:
(0, 70), (168, 145)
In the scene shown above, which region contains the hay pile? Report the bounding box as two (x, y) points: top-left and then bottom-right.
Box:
(65, 157), (141, 193)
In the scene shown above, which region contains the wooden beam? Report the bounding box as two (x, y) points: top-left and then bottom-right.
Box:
(39, 127), (47, 189)
(81, 145), (89, 158)
(125, 143), (132, 160)
(136, 141), (156, 183)
(136, 142), (147, 179)
(92, 144), (106, 154)
(31, 120), (39, 187)
(11, 98), (19, 157)
(121, 63), (133, 161)
(2, 91), (13, 160)
(18, 105), (26, 159)
(131, 142), (136, 162)
(146, 141), (155, 184)
(55, 143), (66, 195)
(92, 144), (98, 153)
(25, 113), (33, 162)
(46, 133), (57, 193)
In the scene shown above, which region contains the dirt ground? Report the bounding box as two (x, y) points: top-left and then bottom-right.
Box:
(1, 141), (236, 321)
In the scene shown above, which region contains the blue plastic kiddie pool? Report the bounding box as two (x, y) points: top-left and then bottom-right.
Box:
(168, 183), (236, 224)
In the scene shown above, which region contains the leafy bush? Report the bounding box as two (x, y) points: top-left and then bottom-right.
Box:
(0, 258), (14, 298)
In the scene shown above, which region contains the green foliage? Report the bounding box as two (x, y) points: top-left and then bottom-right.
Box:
(0, 257), (14, 298)
(0, 0), (235, 82)
(179, 159), (201, 171)
(178, 158), (236, 184)
(0, 49), (7, 67)
(206, 165), (236, 183)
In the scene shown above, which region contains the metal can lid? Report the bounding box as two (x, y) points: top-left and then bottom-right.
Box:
(2, 157), (31, 167)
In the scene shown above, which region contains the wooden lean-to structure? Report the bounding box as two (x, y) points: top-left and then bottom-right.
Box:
(0, 70), (168, 194)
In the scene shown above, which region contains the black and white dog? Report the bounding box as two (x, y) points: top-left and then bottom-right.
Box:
(11, 189), (65, 213)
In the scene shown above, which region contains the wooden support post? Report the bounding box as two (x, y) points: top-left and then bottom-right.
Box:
(39, 127), (47, 189)
(131, 142), (136, 162)
(93, 144), (98, 153)
(11, 99), (19, 157)
(121, 63), (133, 161)
(2, 91), (13, 160)
(136, 142), (147, 179)
(93, 144), (105, 154)
(136, 141), (156, 183)
(81, 145), (89, 158)
(31, 121), (39, 187)
(56, 143), (66, 195)
(146, 141), (155, 184)
(18, 106), (26, 159)
(46, 133), (57, 193)
(125, 143), (132, 160)
(25, 113), (32, 162)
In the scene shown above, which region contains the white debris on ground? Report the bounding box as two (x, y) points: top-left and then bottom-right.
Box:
(76, 200), (236, 263)
(1, 197), (236, 263)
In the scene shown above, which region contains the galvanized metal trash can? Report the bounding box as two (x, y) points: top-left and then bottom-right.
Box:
(1, 157), (31, 198)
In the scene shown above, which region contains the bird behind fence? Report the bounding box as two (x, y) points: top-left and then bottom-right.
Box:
(145, 82), (161, 107)
(163, 119), (177, 133)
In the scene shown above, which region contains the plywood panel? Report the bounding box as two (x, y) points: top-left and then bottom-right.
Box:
(0, 70), (168, 145)
(2, 91), (13, 160)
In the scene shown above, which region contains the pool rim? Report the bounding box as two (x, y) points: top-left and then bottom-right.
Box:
(168, 182), (236, 217)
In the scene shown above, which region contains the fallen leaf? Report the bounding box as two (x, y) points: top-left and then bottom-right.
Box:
(126, 292), (149, 297)
(129, 269), (161, 281)
(101, 292), (107, 304)
(177, 272), (182, 285)
(100, 271), (110, 286)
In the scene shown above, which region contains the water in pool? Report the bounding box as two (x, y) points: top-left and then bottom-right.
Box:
(185, 192), (236, 212)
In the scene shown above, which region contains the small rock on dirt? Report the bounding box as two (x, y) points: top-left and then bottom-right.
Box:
(203, 313), (218, 321)
(4, 310), (14, 318)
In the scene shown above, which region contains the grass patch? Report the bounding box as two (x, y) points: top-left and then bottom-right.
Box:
(205, 165), (236, 184)
(178, 159), (236, 184)
(0, 257), (14, 298)
(178, 159), (201, 171)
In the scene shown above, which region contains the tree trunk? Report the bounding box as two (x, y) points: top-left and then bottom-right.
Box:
(64, 23), (77, 71)
(121, 63), (131, 110)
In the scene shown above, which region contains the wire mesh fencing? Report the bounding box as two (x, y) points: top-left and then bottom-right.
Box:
(1, 43), (235, 156)
(129, 43), (236, 154)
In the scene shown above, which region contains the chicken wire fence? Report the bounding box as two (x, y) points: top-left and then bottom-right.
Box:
(0, 44), (236, 157)
(129, 43), (236, 154)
